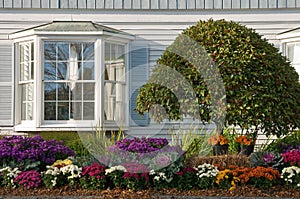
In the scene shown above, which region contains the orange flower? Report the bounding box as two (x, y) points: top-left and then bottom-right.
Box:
(234, 135), (254, 146)
(208, 134), (229, 145)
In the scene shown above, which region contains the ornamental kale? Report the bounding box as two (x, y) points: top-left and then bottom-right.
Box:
(0, 135), (75, 171)
(109, 137), (169, 154)
(106, 137), (184, 171)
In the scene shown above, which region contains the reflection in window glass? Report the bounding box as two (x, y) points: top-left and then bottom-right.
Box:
(44, 41), (95, 120)
(286, 43), (300, 81)
(104, 42), (125, 122)
(19, 41), (34, 120)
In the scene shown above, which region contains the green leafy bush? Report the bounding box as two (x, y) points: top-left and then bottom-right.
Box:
(136, 19), (300, 138)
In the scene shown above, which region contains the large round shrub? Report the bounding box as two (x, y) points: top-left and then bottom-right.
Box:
(136, 19), (300, 137)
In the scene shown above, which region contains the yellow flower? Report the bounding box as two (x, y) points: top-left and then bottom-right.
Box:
(52, 159), (72, 167)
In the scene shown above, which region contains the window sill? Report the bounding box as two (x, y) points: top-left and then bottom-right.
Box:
(14, 121), (128, 132)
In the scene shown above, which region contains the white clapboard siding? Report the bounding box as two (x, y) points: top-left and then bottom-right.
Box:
(0, 41), (13, 126)
(1, 0), (300, 9)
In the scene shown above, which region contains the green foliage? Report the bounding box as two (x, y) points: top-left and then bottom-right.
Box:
(28, 131), (90, 157)
(67, 139), (90, 157)
(136, 18), (300, 138)
(262, 130), (300, 153)
(173, 167), (198, 190)
(29, 131), (79, 145)
(222, 127), (239, 155)
(78, 128), (125, 159)
(170, 127), (213, 157)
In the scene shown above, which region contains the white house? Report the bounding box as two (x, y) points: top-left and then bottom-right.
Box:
(0, 0), (299, 137)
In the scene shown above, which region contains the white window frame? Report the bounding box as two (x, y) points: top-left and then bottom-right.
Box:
(12, 33), (132, 131)
(41, 37), (97, 127)
(104, 41), (127, 128)
(284, 43), (300, 81)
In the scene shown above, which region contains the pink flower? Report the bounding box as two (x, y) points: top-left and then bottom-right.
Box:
(282, 149), (300, 166)
(82, 163), (106, 179)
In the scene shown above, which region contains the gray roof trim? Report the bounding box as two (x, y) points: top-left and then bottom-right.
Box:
(9, 21), (135, 40)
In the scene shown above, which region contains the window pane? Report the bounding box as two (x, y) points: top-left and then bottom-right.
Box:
(83, 102), (94, 120)
(72, 102), (82, 120)
(43, 41), (95, 121)
(83, 43), (94, 60)
(31, 42), (34, 61)
(293, 44), (300, 62)
(104, 82), (116, 121)
(21, 83), (34, 101)
(83, 83), (95, 100)
(57, 102), (69, 120)
(57, 62), (67, 80)
(27, 83), (34, 101)
(30, 62), (34, 80)
(71, 43), (82, 60)
(82, 62), (94, 80)
(20, 45), (24, 62)
(21, 102), (33, 120)
(104, 42), (125, 122)
(71, 83), (82, 101)
(57, 83), (69, 100)
(19, 41), (34, 121)
(44, 83), (56, 101)
(44, 102), (56, 120)
(44, 62), (56, 80)
(21, 101), (26, 120)
(20, 63), (24, 81)
(57, 43), (69, 61)
(44, 43), (56, 61)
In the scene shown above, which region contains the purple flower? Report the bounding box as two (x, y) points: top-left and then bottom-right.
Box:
(263, 153), (275, 163)
(0, 135), (75, 170)
(109, 137), (169, 154)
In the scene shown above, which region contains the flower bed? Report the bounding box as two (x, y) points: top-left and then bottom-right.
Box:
(0, 135), (299, 196)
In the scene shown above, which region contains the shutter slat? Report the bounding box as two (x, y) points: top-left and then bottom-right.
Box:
(129, 45), (149, 126)
(0, 42), (13, 126)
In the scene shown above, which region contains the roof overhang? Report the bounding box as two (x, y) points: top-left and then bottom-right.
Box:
(277, 27), (300, 43)
(9, 21), (135, 41)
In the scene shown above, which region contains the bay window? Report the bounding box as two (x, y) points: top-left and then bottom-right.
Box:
(10, 21), (134, 131)
(44, 42), (95, 121)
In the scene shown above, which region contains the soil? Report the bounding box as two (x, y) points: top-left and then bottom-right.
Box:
(0, 185), (299, 198)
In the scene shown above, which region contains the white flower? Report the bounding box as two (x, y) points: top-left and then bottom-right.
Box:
(281, 166), (300, 187)
(195, 163), (219, 179)
(153, 176), (160, 181)
(105, 165), (126, 175)
(149, 170), (156, 175)
(51, 177), (57, 187)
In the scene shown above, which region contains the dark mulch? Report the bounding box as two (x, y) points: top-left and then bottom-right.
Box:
(0, 185), (299, 199)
